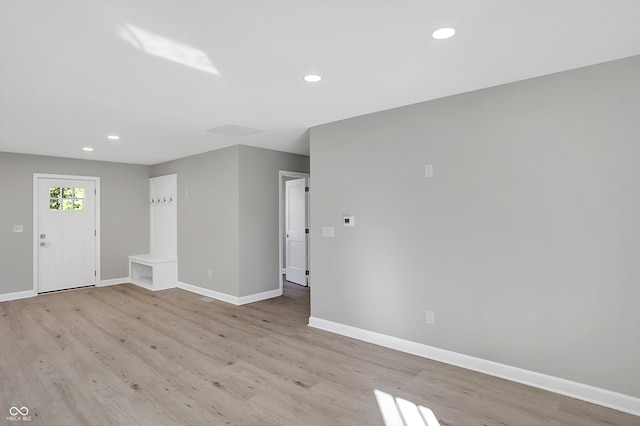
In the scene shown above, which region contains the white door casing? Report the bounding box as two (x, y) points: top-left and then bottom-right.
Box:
(36, 176), (98, 293)
(285, 178), (308, 286)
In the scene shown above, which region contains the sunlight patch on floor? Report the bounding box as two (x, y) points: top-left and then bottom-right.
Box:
(374, 389), (441, 426)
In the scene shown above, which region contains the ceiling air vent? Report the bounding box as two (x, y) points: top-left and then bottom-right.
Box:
(206, 124), (263, 137)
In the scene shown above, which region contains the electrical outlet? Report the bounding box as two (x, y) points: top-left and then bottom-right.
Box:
(426, 310), (435, 325)
(425, 164), (434, 178)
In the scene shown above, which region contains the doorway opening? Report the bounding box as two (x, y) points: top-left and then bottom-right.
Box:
(278, 170), (310, 295)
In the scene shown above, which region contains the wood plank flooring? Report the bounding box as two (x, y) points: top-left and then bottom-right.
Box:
(1, 282), (638, 425)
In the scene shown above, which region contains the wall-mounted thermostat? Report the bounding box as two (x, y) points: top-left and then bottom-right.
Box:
(343, 215), (355, 227)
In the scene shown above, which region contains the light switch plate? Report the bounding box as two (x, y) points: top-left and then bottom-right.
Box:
(426, 310), (435, 325)
(13, 225), (23, 233)
(322, 226), (334, 237)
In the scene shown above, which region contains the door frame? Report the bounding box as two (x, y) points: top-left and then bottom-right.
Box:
(33, 173), (101, 293)
(278, 170), (310, 294)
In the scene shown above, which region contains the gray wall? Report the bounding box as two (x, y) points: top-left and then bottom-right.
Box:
(238, 145), (310, 297)
(152, 146), (241, 296)
(309, 55), (640, 398)
(151, 145), (309, 298)
(0, 153), (150, 294)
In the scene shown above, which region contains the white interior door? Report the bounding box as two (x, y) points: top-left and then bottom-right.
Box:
(285, 178), (308, 286)
(38, 178), (96, 292)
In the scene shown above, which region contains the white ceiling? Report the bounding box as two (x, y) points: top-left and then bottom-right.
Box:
(1, 0), (639, 165)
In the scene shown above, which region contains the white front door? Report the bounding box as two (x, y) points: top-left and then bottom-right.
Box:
(285, 178), (308, 286)
(37, 177), (96, 292)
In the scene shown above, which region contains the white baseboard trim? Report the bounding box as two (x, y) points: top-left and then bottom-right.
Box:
(0, 289), (37, 302)
(307, 317), (640, 416)
(177, 282), (282, 306)
(238, 288), (282, 305)
(177, 281), (241, 305)
(98, 277), (129, 287)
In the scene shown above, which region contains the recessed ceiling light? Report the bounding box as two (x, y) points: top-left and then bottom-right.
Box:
(432, 27), (456, 40)
(107, 135), (120, 140)
(83, 147), (94, 152)
(303, 74), (322, 83)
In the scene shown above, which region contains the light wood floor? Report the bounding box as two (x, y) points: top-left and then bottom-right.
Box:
(1, 282), (638, 426)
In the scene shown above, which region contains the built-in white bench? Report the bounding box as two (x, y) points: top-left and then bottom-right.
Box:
(129, 254), (178, 291)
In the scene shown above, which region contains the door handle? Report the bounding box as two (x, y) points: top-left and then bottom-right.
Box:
(40, 242), (51, 247)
